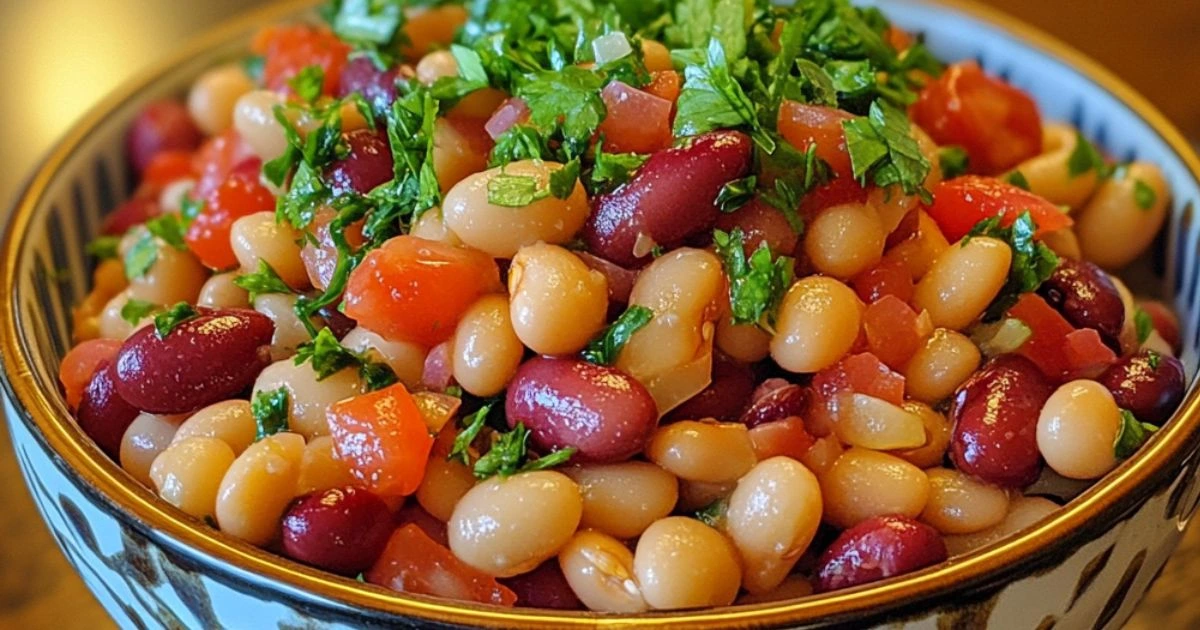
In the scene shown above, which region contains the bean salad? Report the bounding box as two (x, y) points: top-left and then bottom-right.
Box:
(61, 0), (1186, 611)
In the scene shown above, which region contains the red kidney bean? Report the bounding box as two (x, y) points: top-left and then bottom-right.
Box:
(114, 309), (274, 414)
(1139, 300), (1181, 353)
(949, 355), (1053, 488)
(583, 131), (753, 267)
(506, 357), (658, 464)
(498, 561), (584, 610)
(713, 198), (800, 256)
(76, 361), (140, 459)
(101, 197), (161, 236)
(576, 251), (638, 306)
(281, 486), (395, 575)
(126, 100), (203, 174)
(814, 515), (947, 593)
(1098, 350), (1185, 425)
(1038, 259), (1125, 349)
(337, 56), (403, 117)
(668, 355), (756, 422)
(324, 129), (394, 195)
(396, 502), (449, 547)
(739, 378), (809, 429)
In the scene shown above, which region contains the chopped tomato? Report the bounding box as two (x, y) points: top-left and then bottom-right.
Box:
(927, 175), (1072, 243)
(885, 26), (915, 52)
(192, 128), (256, 199)
(185, 159), (274, 270)
(911, 61), (1042, 174)
(776, 101), (869, 215)
(252, 24), (350, 95)
(597, 81), (674, 154)
(809, 353), (906, 436)
(343, 236), (501, 346)
(1138, 300), (1181, 353)
(367, 524), (517, 605)
(863, 296), (932, 370)
(1008, 293), (1115, 382)
(327, 383), (435, 497)
(484, 97), (530, 140)
(748, 416), (816, 461)
(644, 70), (682, 105)
(713, 197), (800, 256)
(397, 502), (450, 546)
(142, 150), (196, 188)
(400, 5), (470, 60)
(852, 258), (915, 304)
(59, 339), (121, 409)
(881, 209), (950, 281)
(101, 197), (161, 236)
(448, 87), (508, 121)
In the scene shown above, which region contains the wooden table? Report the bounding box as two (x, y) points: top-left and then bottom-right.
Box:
(2, 2), (1199, 628)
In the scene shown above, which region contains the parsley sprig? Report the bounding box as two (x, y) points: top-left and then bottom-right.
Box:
(713, 228), (795, 331)
(967, 212), (1061, 320)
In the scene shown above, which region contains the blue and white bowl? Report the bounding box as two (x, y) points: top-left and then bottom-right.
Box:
(3, 0), (1200, 627)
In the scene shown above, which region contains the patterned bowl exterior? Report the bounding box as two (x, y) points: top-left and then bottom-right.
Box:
(3, 0), (1200, 628)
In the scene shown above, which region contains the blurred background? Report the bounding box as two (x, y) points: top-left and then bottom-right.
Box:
(1, 1), (1198, 628)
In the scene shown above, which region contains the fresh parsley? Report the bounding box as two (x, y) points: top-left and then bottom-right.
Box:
(516, 66), (607, 159)
(1134, 179), (1157, 211)
(119, 299), (158, 326)
(234, 260), (292, 302)
(587, 140), (648, 194)
(694, 498), (728, 528)
(673, 39), (759, 143)
(153, 302), (200, 338)
(252, 387), (290, 441)
(1134, 307), (1154, 344)
(716, 176), (757, 213)
(581, 305), (654, 365)
(1006, 170), (1032, 191)
(472, 423), (577, 479)
(290, 65), (326, 104)
(85, 235), (121, 260)
(294, 328), (398, 391)
(938, 146), (969, 180)
(713, 228), (795, 330)
(1114, 408), (1157, 459)
(842, 100), (931, 199)
(1067, 132), (1110, 179)
(123, 231), (159, 279)
(1147, 350), (1162, 370)
(967, 212), (1061, 320)
(448, 401), (496, 466)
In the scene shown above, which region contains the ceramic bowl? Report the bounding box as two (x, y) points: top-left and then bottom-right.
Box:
(4, 0), (1200, 627)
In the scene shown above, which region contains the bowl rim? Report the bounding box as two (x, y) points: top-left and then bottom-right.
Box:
(4, 0), (1200, 627)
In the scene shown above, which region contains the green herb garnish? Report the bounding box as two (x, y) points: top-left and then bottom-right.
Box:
(581, 305), (654, 365)
(153, 302), (200, 338)
(713, 228), (795, 330)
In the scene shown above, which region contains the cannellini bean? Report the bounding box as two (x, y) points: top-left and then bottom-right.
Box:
(921, 468), (1010, 535)
(416, 431), (476, 522)
(821, 447), (929, 529)
(214, 432), (304, 544)
(724, 457), (822, 594)
(253, 293), (324, 361)
(770, 276), (862, 373)
(151, 436), (237, 519)
(646, 420), (756, 484)
(452, 294), (523, 397)
(296, 435), (357, 496)
(914, 236), (1012, 330)
(188, 63), (255, 136)
(431, 117), (491, 194)
(172, 399), (255, 454)
(633, 517), (741, 609)
(415, 49), (459, 85)
(889, 402), (953, 469)
(716, 315), (771, 363)
(341, 327), (427, 389)
(251, 360), (365, 440)
(409, 207), (463, 246)
(904, 328), (981, 404)
(197, 273), (251, 309)
(230, 212), (310, 289)
(835, 394), (927, 450)
(1075, 162), (1169, 269)
(508, 243), (608, 356)
(127, 242), (208, 306)
(97, 290), (153, 340)
(1042, 228), (1082, 261)
(563, 461), (678, 539)
(944, 496), (1059, 556)
(558, 530), (648, 613)
(676, 479), (736, 513)
(442, 160), (589, 258)
(234, 90), (289, 162)
(1011, 124), (1101, 208)
(804, 203), (885, 279)
(448, 471), (583, 577)
(119, 412), (183, 486)
(1036, 380), (1122, 479)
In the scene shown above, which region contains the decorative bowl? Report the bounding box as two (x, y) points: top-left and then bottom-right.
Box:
(3, 0), (1200, 627)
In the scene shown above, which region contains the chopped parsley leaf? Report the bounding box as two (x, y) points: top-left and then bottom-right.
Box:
(119, 299), (158, 326)
(967, 212), (1060, 320)
(327, 0), (407, 50)
(713, 228), (795, 330)
(516, 66), (606, 159)
(1114, 408), (1157, 459)
(85, 235), (121, 260)
(153, 302), (200, 338)
(581, 305), (654, 365)
(1006, 170), (1032, 191)
(490, 126), (551, 166)
(234, 260), (293, 302)
(1134, 179), (1157, 211)
(124, 231), (159, 279)
(449, 401), (495, 466)
(587, 140), (647, 194)
(1134, 307), (1154, 344)
(241, 55), (265, 83)
(549, 159), (581, 199)
(252, 387), (290, 441)
(694, 498), (728, 528)
(289, 65), (326, 104)
(180, 193), (204, 227)
(1147, 350), (1162, 370)
(938, 146), (969, 180)
(843, 100), (931, 199)
(145, 214), (188, 250)
(472, 422), (577, 479)
(487, 173), (545, 207)
(294, 327), (398, 390)
(673, 39), (760, 144)
(1067, 132), (1110, 179)
(716, 175), (757, 213)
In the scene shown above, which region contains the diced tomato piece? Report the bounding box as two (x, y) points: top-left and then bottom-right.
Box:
(59, 339), (122, 409)
(484, 98), (530, 140)
(1006, 293), (1080, 382)
(714, 197), (800, 256)
(192, 128), (256, 199)
(1062, 328), (1118, 379)
(863, 296), (932, 370)
(809, 353), (906, 436)
(252, 24), (350, 95)
(185, 159), (274, 270)
(396, 502), (450, 547)
(143, 150), (196, 188)
(597, 81), (674, 154)
(327, 383), (435, 497)
(448, 87), (508, 121)
(1138, 300), (1181, 353)
(400, 5), (469, 59)
(101, 197), (161, 236)
(748, 416), (816, 461)
(644, 71), (682, 105)
(367, 524), (517, 606)
(927, 175), (1073, 243)
(852, 258), (915, 304)
(343, 236), (501, 346)
(885, 26), (915, 52)
(777, 101), (869, 215)
(911, 61), (1043, 174)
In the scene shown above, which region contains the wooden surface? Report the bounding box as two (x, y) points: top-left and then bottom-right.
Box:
(2, 1), (1200, 629)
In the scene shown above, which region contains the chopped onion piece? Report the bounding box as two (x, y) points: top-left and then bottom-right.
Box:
(643, 324), (715, 416)
(971, 317), (1032, 357)
(835, 393), (927, 450)
(412, 391), (462, 434)
(632, 232), (659, 259)
(592, 32), (633, 66)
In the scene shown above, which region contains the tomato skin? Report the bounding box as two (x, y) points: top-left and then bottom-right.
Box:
(185, 159), (273, 270)
(597, 81), (674, 154)
(1008, 293), (1116, 382)
(343, 236), (501, 347)
(927, 175), (1072, 243)
(193, 128), (256, 199)
(367, 524), (517, 606)
(252, 25), (350, 95)
(644, 70), (682, 104)
(327, 383), (435, 498)
(863, 296), (932, 370)
(59, 339), (122, 409)
(776, 101), (868, 215)
(748, 416), (816, 461)
(143, 150), (196, 188)
(852, 258), (915, 304)
(911, 61), (1042, 174)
